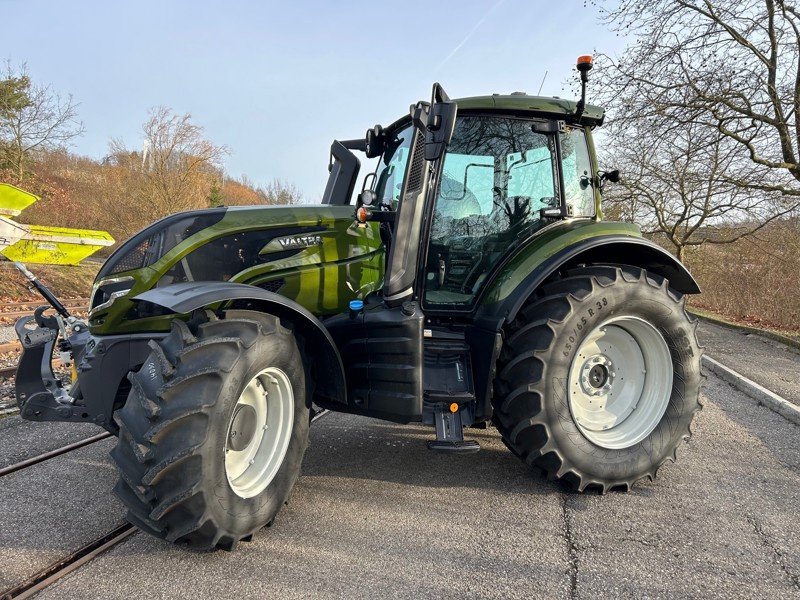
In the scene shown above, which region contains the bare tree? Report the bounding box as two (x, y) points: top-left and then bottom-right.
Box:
(0, 62), (84, 180)
(109, 106), (227, 224)
(593, 0), (800, 199)
(603, 119), (796, 260)
(259, 179), (303, 205)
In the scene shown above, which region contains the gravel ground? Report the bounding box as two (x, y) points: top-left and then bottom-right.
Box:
(0, 373), (792, 600)
(0, 349), (20, 414)
(0, 326), (17, 343)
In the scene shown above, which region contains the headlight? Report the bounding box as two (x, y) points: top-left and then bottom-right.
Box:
(89, 276), (134, 315)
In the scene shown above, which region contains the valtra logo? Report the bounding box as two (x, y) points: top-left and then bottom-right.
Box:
(276, 234), (323, 249)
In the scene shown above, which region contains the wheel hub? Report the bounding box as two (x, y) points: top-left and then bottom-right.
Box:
(567, 317), (673, 449)
(228, 404), (258, 452)
(580, 355), (614, 396)
(224, 367), (294, 499)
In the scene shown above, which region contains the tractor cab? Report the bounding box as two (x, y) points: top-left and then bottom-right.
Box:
(323, 81), (607, 310)
(320, 74), (609, 451)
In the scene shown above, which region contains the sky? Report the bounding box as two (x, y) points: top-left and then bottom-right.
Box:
(3, 0), (628, 201)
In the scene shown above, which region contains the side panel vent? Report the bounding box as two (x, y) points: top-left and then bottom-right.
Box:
(257, 278), (286, 294)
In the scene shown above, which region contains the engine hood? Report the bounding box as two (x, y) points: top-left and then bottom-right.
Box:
(89, 204), (385, 334)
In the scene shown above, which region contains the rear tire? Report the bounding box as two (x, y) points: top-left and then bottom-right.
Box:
(492, 265), (702, 492)
(110, 310), (308, 550)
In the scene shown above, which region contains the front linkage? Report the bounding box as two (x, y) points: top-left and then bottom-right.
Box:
(15, 304), (89, 423)
(13, 262), (91, 422)
(13, 263), (157, 430)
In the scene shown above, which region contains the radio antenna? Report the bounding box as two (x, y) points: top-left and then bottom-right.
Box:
(537, 70), (548, 95)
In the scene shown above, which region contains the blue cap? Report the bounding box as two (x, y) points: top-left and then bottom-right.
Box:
(349, 299), (364, 311)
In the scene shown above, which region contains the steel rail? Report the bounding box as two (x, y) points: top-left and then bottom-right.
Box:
(0, 432), (114, 478)
(0, 298), (89, 311)
(0, 524), (136, 600)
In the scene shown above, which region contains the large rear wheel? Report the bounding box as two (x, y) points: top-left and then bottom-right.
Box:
(110, 310), (309, 550)
(493, 265), (702, 492)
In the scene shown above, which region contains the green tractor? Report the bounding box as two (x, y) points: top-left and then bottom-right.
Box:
(15, 58), (702, 551)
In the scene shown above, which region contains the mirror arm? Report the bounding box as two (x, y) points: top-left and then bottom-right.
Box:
(341, 138), (367, 152)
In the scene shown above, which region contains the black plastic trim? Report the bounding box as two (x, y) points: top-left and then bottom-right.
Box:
(324, 300), (424, 421)
(384, 127), (427, 305)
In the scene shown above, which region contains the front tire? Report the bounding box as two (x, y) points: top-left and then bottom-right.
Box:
(493, 266), (702, 492)
(110, 310), (309, 550)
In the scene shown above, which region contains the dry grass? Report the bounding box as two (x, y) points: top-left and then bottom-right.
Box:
(684, 218), (800, 335)
(0, 262), (99, 302)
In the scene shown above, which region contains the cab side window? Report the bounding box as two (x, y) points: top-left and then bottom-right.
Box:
(374, 126), (414, 210)
(560, 128), (595, 217)
(423, 115), (558, 308)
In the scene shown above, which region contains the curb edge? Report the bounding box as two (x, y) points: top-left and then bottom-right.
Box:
(702, 355), (800, 426)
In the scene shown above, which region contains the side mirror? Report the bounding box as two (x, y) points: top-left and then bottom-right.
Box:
(365, 125), (385, 158)
(424, 101), (457, 161)
(321, 140), (361, 206)
(600, 169), (620, 184)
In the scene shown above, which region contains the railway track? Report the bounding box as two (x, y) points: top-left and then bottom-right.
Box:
(0, 298), (89, 311)
(0, 299), (89, 321)
(0, 408), (331, 599)
(0, 524), (137, 600)
(0, 432), (114, 478)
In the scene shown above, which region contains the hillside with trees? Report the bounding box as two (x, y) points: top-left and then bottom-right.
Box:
(0, 62), (301, 247)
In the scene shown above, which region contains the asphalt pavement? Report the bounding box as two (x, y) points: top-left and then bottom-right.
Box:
(697, 319), (800, 406)
(0, 437), (123, 590)
(0, 416), (104, 469)
(0, 371), (795, 600)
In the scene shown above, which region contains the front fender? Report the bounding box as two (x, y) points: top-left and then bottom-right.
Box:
(133, 282), (347, 407)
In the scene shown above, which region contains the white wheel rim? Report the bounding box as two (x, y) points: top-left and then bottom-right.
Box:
(224, 367), (294, 498)
(567, 316), (673, 450)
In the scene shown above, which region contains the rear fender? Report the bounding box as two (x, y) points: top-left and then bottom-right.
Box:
(133, 282), (347, 407)
(480, 236), (700, 327)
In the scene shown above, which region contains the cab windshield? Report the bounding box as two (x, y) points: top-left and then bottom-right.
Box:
(423, 115), (594, 308)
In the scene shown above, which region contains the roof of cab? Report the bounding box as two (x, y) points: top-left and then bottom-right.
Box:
(454, 93), (605, 126)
